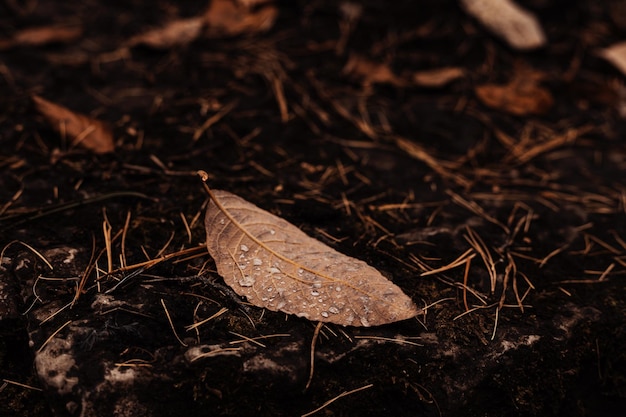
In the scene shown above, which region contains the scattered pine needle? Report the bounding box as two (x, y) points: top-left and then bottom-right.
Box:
(462, 256), (472, 311)
(1, 240), (53, 270)
(180, 212), (193, 244)
(448, 190), (510, 233)
(420, 249), (475, 276)
(305, 321), (323, 390)
(464, 227), (498, 293)
(491, 306), (500, 341)
(353, 335), (423, 347)
(193, 100), (238, 141)
(115, 359), (153, 368)
(539, 244), (568, 268)
(105, 244), (206, 276)
(228, 331), (267, 348)
(102, 217), (113, 273)
(301, 383), (374, 417)
(121, 210), (132, 268)
(1, 379), (43, 392)
(189, 347), (242, 362)
(40, 301), (72, 325)
(228, 333), (291, 345)
(37, 320), (71, 353)
(185, 307), (229, 331)
(161, 299), (187, 347)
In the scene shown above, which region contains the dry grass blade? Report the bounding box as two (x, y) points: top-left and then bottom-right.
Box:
(199, 174), (419, 327)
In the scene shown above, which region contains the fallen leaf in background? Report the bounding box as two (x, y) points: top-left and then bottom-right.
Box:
(598, 41), (626, 77)
(460, 0), (546, 50)
(475, 67), (553, 115)
(125, 0), (277, 48)
(204, 0), (278, 37)
(413, 67), (465, 88)
(202, 183), (419, 327)
(126, 17), (205, 48)
(0, 25), (82, 51)
(32, 95), (115, 154)
(343, 54), (406, 87)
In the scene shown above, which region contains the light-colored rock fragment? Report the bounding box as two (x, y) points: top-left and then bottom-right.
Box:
(460, 0), (546, 50)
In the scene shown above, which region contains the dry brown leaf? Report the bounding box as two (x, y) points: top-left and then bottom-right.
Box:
(475, 69), (553, 116)
(460, 0), (546, 50)
(32, 95), (114, 154)
(342, 54), (406, 87)
(202, 185), (419, 327)
(126, 17), (205, 49)
(598, 41), (626, 77)
(0, 25), (82, 51)
(203, 0), (278, 37)
(412, 67), (465, 88)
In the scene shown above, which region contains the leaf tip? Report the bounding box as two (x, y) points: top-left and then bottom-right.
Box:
(197, 170), (210, 182)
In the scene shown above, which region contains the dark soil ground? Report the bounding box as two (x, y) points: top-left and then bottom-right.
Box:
(2, 1), (626, 416)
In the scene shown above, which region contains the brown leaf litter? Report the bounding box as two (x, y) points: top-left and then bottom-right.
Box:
(32, 95), (115, 154)
(0, 25), (82, 50)
(475, 66), (554, 116)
